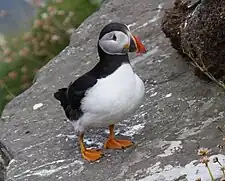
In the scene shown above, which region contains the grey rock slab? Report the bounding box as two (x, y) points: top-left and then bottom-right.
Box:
(0, 0), (225, 181)
(0, 119), (12, 181)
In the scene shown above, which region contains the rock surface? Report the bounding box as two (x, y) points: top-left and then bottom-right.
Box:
(0, 119), (12, 181)
(1, 0), (225, 181)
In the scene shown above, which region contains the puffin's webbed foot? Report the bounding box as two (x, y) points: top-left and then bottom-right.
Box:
(79, 134), (103, 162)
(81, 149), (103, 162)
(104, 125), (133, 149)
(104, 138), (133, 149)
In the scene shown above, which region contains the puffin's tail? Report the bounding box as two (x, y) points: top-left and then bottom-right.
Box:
(54, 88), (74, 120)
(54, 88), (69, 110)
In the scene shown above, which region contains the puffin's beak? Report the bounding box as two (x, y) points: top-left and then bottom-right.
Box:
(129, 34), (147, 54)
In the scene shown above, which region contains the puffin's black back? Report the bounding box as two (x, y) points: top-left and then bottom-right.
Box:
(54, 22), (131, 121)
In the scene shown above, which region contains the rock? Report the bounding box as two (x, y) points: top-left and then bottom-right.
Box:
(1, 0), (225, 181)
(0, 123), (13, 181)
(161, 0), (225, 81)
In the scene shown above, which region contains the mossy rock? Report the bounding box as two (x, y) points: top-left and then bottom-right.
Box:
(161, 0), (225, 81)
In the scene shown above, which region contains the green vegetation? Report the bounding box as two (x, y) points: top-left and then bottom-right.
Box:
(0, 0), (101, 115)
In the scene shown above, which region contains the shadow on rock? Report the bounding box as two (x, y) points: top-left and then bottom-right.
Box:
(0, 141), (13, 181)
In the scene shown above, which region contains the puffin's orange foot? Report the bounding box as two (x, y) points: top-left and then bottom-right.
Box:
(104, 138), (133, 149)
(81, 149), (103, 162)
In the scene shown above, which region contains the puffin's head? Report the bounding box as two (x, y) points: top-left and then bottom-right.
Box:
(98, 22), (146, 55)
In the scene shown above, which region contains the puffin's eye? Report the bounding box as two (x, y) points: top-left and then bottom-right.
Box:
(112, 34), (117, 41)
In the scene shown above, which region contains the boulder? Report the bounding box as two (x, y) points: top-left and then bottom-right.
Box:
(1, 0), (225, 181)
(162, 0), (225, 81)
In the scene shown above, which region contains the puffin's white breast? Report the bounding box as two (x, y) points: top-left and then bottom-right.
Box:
(79, 63), (145, 128)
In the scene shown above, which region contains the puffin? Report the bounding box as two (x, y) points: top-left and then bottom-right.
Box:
(54, 22), (146, 162)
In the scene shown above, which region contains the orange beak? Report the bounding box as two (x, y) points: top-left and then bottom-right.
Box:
(133, 35), (147, 54)
(129, 35), (147, 54)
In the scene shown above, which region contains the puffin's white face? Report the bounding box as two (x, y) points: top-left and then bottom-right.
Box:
(98, 23), (147, 56)
(98, 31), (130, 55)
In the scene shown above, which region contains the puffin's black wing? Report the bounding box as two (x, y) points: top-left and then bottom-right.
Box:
(67, 75), (97, 109)
(54, 74), (97, 121)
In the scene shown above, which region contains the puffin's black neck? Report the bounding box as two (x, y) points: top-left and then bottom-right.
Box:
(87, 46), (130, 79)
(98, 46), (130, 64)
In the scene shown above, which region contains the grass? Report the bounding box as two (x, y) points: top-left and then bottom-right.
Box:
(0, 0), (101, 115)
